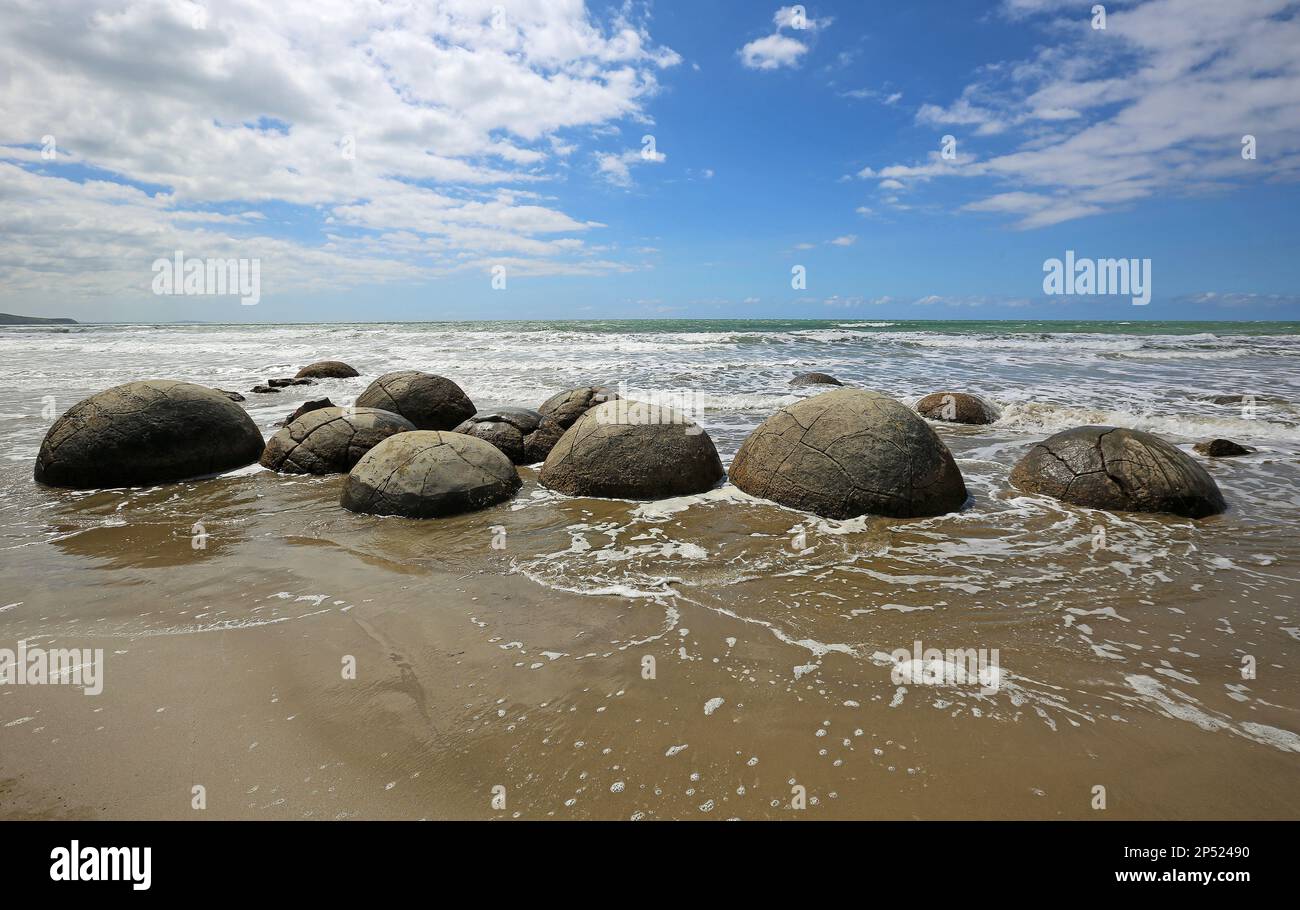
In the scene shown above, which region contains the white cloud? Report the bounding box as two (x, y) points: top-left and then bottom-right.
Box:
(740, 33), (808, 71)
(865, 0), (1300, 229)
(0, 0), (681, 304)
(740, 5), (830, 70)
(595, 145), (667, 187)
(829, 234), (858, 246)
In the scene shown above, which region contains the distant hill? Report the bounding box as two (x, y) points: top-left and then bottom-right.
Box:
(0, 313), (79, 325)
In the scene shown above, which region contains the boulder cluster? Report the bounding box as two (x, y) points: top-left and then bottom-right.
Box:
(33, 361), (1236, 521)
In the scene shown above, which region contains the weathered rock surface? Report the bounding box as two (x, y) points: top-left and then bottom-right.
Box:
(261, 407), (414, 475)
(538, 385), (620, 429)
(789, 372), (843, 388)
(1194, 438), (1254, 458)
(915, 391), (999, 425)
(35, 380), (264, 488)
(1010, 426), (1226, 518)
(250, 385), (280, 394)
(295, 360), (360, 379)
(729, 388), (968, 519)
(540, 400), (724, 499)
(355, 370), (476, 430)
(341, 431), (521, 517)
(453, 408), (565, 464)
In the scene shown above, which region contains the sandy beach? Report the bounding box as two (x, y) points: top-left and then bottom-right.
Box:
(2, 320), (1298, 820)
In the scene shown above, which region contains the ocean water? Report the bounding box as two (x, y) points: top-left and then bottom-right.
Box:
(1, 319), (1298, 819)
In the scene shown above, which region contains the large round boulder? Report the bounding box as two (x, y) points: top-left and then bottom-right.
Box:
(355, 370), (475, 431)
(538, 385), (620, 430)
(341, 431), (521, 518)
(790, 372), (843, 388)
(729, 388), (968, 519)
(35, 380), (264, 489)
(453, 408), (564, 465)
(260, 407), (415, 475)
(539, 400), (724, 499)
(295, 360), (359, 379)
(1010, 426), (1227, 518)
(915, 391), (999, 425)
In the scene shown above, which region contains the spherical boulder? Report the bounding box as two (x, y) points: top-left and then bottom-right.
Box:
(915, 391), (999, 425)
(453, 408), (565, 465)
(260, 407), (415, 475)
(729, 388), (968, 519)
(295, 360), (359, 379)
(35, 380), (264, 489)
(355, 370), (475, 431)
(789, 372), (843, 388)
(1010, 426), (1226, 518)
(539, 400), (724, 499)
(341, 431), (521, 518)
(538, 385), (620, 430)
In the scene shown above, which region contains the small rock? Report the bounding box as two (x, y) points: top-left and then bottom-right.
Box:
(214, 389), (245, 402)
(789, 372), (843, 388)
(296, 360), (359, 379)
(250, 385), (281, 394)
(1194, 438), (1254, 458)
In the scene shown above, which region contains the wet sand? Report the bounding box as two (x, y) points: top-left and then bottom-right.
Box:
(2, 321), (1298, 819)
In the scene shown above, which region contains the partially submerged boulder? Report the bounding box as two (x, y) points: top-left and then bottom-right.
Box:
(261, 407), (414, 475)
(453, 408), (564, 464)
(355, 370), (475, 431)
(214, 389), (245, 402)
(1194, 438), (1254, 458)
(277, 397), (336, 427)
(729, 388), (968, 519)
(538, 385), (620, 430)
(341, 431), (521, 518)
(35, 380), (264, 488)
(268, 377), (312, 388)
(296, 360), (360, 379)
(1010, 426), (1226, 518)
(915, 392), (999, 425)
(250, 385), (280, 394)
(539, 400), (724, 499)
(789, 372), (843, 388)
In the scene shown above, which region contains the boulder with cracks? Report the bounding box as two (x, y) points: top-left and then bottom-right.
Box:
(1010, 425), (1226, 517)
(260, 406), (414, 474)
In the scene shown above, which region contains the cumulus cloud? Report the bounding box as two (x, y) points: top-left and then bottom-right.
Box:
(0, 0), (680, 304)
(863, 0), (1300, 229)
(740, 5), (829, 70)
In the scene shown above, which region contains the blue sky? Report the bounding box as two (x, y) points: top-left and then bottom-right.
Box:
(1, 0), (1299, 322)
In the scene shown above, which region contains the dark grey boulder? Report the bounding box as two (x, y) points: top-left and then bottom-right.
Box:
(214, 389), (245, 402)
(729, 388), (968, 519)
(539, 400), (724, 499)
(538, 385), (620, 429)
(35, 380), (264, 489)
(789, 372), (843, 388)
(268, 377), (312, 388)
(355, 370), (475, 431)
(251, 385), (280, 394)
(915, 391), (999, 425)
(296, 360), (359, 379)
(261, 406), (414, 475)
(277, 397), (336, 427)
(1010, 426), (1226, 518)
(453, 408), (565, 465)
(1194, 438), (1254, 458)
(341, 431), (521, 518)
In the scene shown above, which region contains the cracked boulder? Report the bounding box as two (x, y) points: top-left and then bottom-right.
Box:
(729, 388), (968, 519)
(538, 385), (620, 429)
(1010, 426), (1226, 518)
(341, 430), (521, 518)
(453, 407), (565, 464)
(260, 406), (414, 475)
(295, 360), (359, 379)
(789, 372), (843, 388)
(355, 370), (476, 431)
(540, 400), (724, 499)
(35, 380), (265, 488)
(915, 391), (999, 425)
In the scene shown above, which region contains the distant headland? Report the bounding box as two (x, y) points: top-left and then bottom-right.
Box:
(0, 313), (79, 325)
